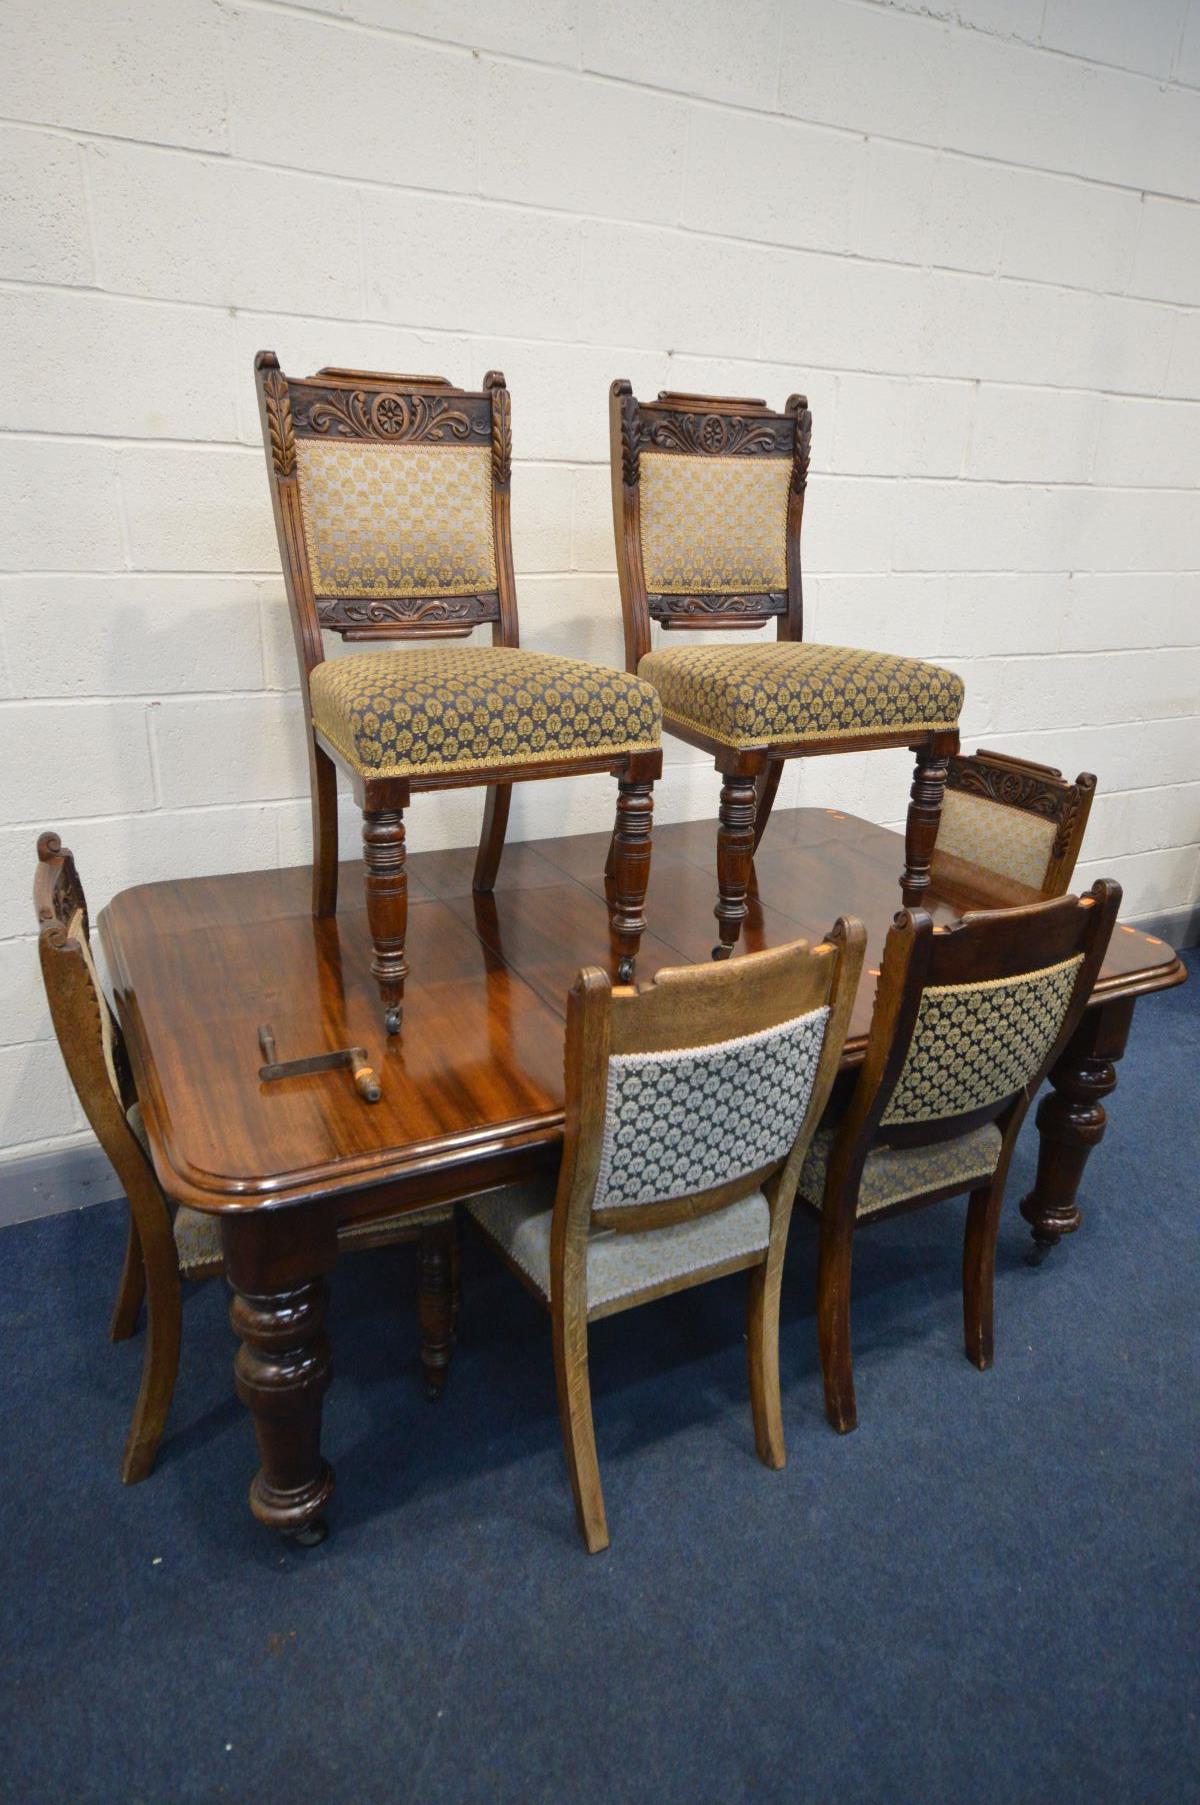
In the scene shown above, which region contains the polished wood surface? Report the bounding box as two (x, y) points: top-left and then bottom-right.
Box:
(100, 807), (1184, 1220)
(98, 805), (1185, 1538)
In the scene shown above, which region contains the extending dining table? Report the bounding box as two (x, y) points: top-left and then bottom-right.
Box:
(99, 807), (1187, 1539)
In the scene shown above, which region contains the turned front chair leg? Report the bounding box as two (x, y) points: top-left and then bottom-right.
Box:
(362, 809), (408, 1035)
(713, 773), (757, 960)
(417, 1216), (457, 1401)
(609, 777), (654, 985)
(901, 739), (951, 906)
(473, 782), (512, 895)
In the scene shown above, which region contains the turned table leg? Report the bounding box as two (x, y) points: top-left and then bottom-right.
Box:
(222, 1203), (338, 1543)
(1019, 995), (1136, 1261)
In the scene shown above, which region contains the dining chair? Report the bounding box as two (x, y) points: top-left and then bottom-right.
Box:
(255, 356), (663, 1033)
(466, 923), (865, 1553)
(34, 831), (460, 1488)
(797, 879), (1121, 1433)
(608, 382), (965, 956)
(933, 747), (1096, 897)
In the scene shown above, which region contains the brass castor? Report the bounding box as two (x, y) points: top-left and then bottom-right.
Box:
(287, 1517), (329, 1549)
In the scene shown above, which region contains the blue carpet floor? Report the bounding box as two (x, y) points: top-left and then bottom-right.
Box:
(1, 954), (1196, 1805)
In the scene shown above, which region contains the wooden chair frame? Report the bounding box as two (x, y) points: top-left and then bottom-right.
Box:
(933, 746), (1096, 899)
(806, 879), (1121, 1434)
(609, 381), (959, 956)
(256, 354), (662, 1032)
(474, 923), (865, 1552)
(34, 832), (460, 1485)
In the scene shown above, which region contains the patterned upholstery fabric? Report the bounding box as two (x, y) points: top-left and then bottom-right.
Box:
(295, 441), (497, 599)
(595, 1008), (830, 1211)
(882, 954), (1084, 1126)
(467, 1180), (770, 1311)
(799, 1122), (1002, 1216)
(936, 789), (1057, 890)
(310, 646), (662, 778)
(637, 643), (964, 748)
(638, 453), (790, 595)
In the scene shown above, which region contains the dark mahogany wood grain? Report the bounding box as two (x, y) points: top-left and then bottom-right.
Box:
(100, 807), (1184, 1221)
(98, 805), (1184, 1537)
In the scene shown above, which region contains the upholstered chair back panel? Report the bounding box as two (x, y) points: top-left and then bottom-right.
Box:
(294, 440), (498, 600)
(882, 954), (1084, 1127)
(637, 452), (790, 596)
(594, 1005), (830, 1211)
(936, 788), (1056, 889)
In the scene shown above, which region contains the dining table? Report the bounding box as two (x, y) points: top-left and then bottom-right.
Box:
(99, 805), (1187, 1538)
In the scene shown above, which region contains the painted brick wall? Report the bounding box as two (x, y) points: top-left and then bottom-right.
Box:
(2, 0), (1198, 1163)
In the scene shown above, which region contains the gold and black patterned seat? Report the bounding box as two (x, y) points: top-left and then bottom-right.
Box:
(309, 646), (659, 780)
(255, 358), (663, 1032)
(609, 384), (965, 957)
(798, 880), (1121, 1434)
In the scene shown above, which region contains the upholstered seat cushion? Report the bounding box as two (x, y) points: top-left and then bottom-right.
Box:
(798, 1121), (1002, 1217)
(467, 1180), (770, 1312)
(636, 642), (963, 748)
(309, 646), (662, 779)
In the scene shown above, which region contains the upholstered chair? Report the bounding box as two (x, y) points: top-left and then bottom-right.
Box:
(255, 357), (663, 1033)
(609, 383), (965, 956)
(797, 881), (1121, 1433)
(34, 832), (461, 1486)
(933, 747), (1096, 898)
(467, 924), (865, 1552)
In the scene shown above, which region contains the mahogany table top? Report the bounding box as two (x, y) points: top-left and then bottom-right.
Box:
(99, 808), (1186, 1217)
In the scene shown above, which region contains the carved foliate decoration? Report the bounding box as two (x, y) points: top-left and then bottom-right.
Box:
(490, 387), (512, 489)
(292, 386), (490, 446)
(791, 406), (812, 494)
(316, 594), (499, 631)
(1052, 792), (1080, 860)
(642, 410), (790, 457)
(263, 369), (296, 476)
(619, 390), (640, 487)
(649, 592), (786, 620)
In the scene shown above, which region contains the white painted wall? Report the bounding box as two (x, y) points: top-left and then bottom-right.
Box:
(2, 0), (1199, 1164)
